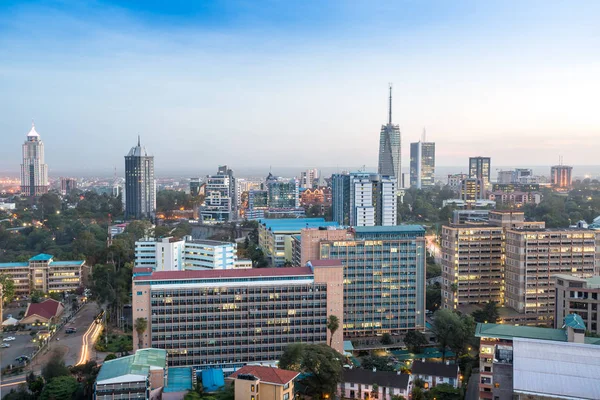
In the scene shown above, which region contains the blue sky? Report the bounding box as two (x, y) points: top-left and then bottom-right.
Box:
(1, 1), (599, 175)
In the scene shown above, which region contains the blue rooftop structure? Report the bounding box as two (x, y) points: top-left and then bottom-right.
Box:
(200, 368), (225, 392)
(0, 262), (29, 268)
(564, 313), (586, 330)
(164, 367), (193, 393)
(29, 253), (53, 261)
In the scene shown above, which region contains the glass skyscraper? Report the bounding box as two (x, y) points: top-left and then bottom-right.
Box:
(125, 137), (156, 219)
(410, 141), (436, 189)
(378, 85), (401, 179)
(20, 122), (49, 197)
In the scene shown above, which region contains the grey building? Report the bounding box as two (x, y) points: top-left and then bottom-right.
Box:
(200, 165), (237, 223)
(332, 173), (351, 225)
(125, 136), (156, 219)
(378, 85), (401, 179)
(469, 156), (491, 188)
(410, 140), (435, 189)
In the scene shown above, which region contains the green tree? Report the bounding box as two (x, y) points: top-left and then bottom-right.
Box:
(426, 284), (441, 312)
(327, 315), (340, 347)
(40, 376), (79, 400)
(431, 309), (460, 362)
(427, 383), (461, 400)
(411, 386), (426, 400)
(278, 342), (305, 371)
(0, 274), (15, 303)
(472, 301), (500, 323)
(361, 356), (395, 372)
(134, 317), (148, 349)
(104, 353), (117, 362)
(41, 353), (70, 382)
(381, 333), (393, 345)
(403, 330), (428, 354)
(26, 372), (44, 397)
(184, 392), (202, 400)
(3, 386), (36, 400)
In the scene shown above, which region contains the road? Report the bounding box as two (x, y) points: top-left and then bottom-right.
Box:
(465, 372), (479, 400)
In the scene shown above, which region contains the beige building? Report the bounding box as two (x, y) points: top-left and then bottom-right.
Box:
(554, 274), (600, 334)
(228, 365), (299, 400)
(505, 229), (599, 326)
(296, 227), (352, 267)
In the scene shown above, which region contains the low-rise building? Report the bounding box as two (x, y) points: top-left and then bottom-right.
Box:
(411, 360), (460, 389)
(0, 253), (84, 297)
(554, 274), (600, 334)
(19, 299), (64, 328)
(95, 348), (168, 399)
(339, 369), (410, 400)
(228, 365), (299, 400)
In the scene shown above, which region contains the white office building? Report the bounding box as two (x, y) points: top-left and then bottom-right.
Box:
(348, 173), (397, 227)
(134, 236), (245, 271)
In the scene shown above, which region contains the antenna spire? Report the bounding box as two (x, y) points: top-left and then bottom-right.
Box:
(137, 135), (140, 147)
(388, 83), (393, 125)
(422, 127), (427, 142)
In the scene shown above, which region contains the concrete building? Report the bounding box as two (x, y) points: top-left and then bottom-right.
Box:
(304, 225), (426, 337)
(266, 178), (300, 210)
(228, 365), (299, 400)
(190, 178), (201, 197)
(300, 168), (319, 189)
(554, 274), (600, 334)
(339, 369), (410, 400)
(447, 173), (467, 191)
(20, 298), (64, 328)
(378, 84), (401, 179)
(258, 218), (339, 266)
(469, 157), (491, 189)
(487, 191), (542, 207)
(125, 137), (156, 219)
(411, 361), (460, 389)
(60, 178), (77, 195)
(200, 166), (237, 223)
(410, 140), (435, 189)
(550, 165), (573, 189)
(0, 253), (84, 297)
(134, 236), (241, 271)
(95, 348), (167, 399)
(20, 122), (49, 197)
(460, 177), (484, 203)
(475, 315), (600, 400)
(505, 229), (599, 326)
(451, 210), (490, 224)
(132, 264), (344, 372)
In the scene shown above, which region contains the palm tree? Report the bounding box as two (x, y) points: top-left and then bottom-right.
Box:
(327, 315), (340, 347)
(134, 318), (148, 350)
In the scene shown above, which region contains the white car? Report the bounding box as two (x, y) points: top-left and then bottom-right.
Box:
(3, 337), (16, 342)
(1, 343), (10, 348)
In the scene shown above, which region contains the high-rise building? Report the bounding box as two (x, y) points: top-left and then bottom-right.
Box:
(409, 139), (435, 189)
(300, 168), (319, 189)
(190, 178), (201, 197)
(132, 264), (344, 371)
(469, 157), (491, 188)
(200, 166), (237, 223)
(550, 165), (573, 189)
(447, 173), (467, 191)
(303, 225), (427, 337)
(554, 274), (600, 335)
(60, 178), (77, 196)
(266, 179), (299, 209)
(378, 85), (401, 179)
(460, 178), (484, 203)
(125, 137), (156, 219)
(505, 228), (599, 326)
(20, 122), (49, 197)
(332, 172), (397, 227)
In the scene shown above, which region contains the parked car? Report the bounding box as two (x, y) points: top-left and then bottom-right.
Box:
(65, 327), (77, 334)
(15, 356), (29, 363)
(1, 343), (10, 348)
(3, 337), (16, 341)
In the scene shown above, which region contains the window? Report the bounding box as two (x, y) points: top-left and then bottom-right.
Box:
(283, 383), (290, 390)
(251, 385), (255, 392)
(284, 393), (290, 400)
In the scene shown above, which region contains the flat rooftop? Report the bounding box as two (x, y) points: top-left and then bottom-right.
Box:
(259, 218), (339, 232)
(475, 323), (600, 345)
(134, 266), (314, 281)
(354, 225), (425, 233)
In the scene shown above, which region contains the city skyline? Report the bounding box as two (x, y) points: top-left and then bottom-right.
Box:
(1, 1), (600, 173)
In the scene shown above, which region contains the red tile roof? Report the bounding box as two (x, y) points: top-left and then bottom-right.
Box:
(229, 365), (299, 385)
(308, 259), (343, 267)
(23, 299), (63, 320)
(134, 266), (313, 281)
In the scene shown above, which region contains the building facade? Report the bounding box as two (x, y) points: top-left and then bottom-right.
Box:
(339, 369), (410, 400)
(554, 274), (600, 335)
(409, 141), (435, 189)
(20, 122), (49, 197)
(132, 265), (344, 372)
(460, 178), (484, 203)
(447, 173), (467, 191)
(505, 229), (599, 326)
(190, 178), (201, 197)
(469, 157), (491, 188)
(60, 178), (77, 196)
(125, 137), (156, 219)
(378, 85), (401, 179)
(200, 166), (237, 223)
(300, 168), (319, 189)
(550, 165), (573, 189)
(229, 365), (299, 400)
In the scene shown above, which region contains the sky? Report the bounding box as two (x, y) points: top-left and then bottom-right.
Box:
(1, 0), (599, 176)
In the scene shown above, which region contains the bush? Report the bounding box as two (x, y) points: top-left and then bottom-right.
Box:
(104, 354), (117, 362)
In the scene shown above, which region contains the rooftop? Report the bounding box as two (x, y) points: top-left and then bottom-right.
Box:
(97, 348), (167, 385)
(22, 299), (63, 321)
(134, 266), (313, 281)
(29, 253), (53, 261)
(259, 218), (339, 232)
(564, 314), (586, 330)
(308, 259), (343, 267)
(354, 225), (425, 233)
(476, 321), (600, 345)
(229, 365), (299, 385)
(342, 369), (409, 389)
(554, 274), (600, 289)
(411, 360), (459, 378)
(0, 262), (29, 268)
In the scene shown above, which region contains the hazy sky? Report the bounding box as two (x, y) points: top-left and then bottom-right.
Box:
(1, 0), (599, 175)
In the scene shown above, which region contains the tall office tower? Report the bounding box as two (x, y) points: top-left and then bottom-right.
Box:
(20, 122), (49, 197)
(300, 168), (319, 189)
(460, 178), (484, 203)
(189, 178), (201, 197)
(266, 179), (299, 209)
(497, 170), (516, 184)
(332, 173), (351, 225)
(550, 165), (573, 189)
(218, 165), (238, 217)
(125, 137), (155, 219)
(409, 138), (435, 189)
(305, 225), (426, 336)
(373, 175), (398, 226)
(60, 178), (77, 196)
(378, 84), (401, 179)
(469, 157), (491, 188)
(132, 264), (345, 369)
(200, 166), (236, 223)
(505, 229), (599, 326)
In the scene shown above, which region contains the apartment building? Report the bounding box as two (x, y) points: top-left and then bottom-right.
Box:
(505, 229), (599, 326)
(132, 262), (344, 372)
(228, 365), (299, 400)
(303, 225), (426, 337)
(135, 236), (244, 271)
(554, 274), (600, 334)
(258, 218), (339, 266)
(0, 253), (83, 297)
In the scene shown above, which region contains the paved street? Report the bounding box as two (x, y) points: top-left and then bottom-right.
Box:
(465, 372), (480, 400)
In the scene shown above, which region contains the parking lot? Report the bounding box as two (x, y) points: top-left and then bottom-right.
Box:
(0, 333), (36, 370)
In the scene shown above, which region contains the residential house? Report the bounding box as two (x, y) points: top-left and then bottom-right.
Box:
(411, 361), (460, 389)
(19, 299), (64, 328)
(228, 365), (299, 400)
(338, 369), (410, 400)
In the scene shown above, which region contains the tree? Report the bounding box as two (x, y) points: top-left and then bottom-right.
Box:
(431, 309), (460, 362)
(426, 284), (441, 313)
(411, 387), (426, 400)
(403, 331), (428, 354)
(184, 392), (202, 400)
(361, 356), (395, 372)
(427, 383), (461, 400)
(0, 274), (15, 303)
(40, 376), (79, 400)
(327, 315), (340, 347)
(41, 353), (70, 382)
(472, 301), (500, 323)
(278, 343), (305, 371)
(104, 353), (117, 362)
(381, 333), (393, 345)
(26, 372), (44, 397)
(134, 317), (148, 349)
(4, 386), (36, 400)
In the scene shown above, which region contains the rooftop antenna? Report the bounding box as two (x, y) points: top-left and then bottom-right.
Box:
(137, 135), (141, 147)
(388, 83), (393, 125)
(422, 127), (427, 142)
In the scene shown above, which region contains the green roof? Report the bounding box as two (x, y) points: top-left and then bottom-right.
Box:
(564, 314), (586, 330)
(97, 348), (167, 383)
(29, 253), (53, 261)
(476, 322), (600, 345)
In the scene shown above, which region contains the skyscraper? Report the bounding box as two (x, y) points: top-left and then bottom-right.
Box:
(410, 134), (435, 189)
(468, 157), (491, 188)
(378, 84), (401, 179)
(200, 166), (237, 223)
(20, 122), (49, 197)
(550, 165), (573, 189)
(125, 136), (155, 219)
